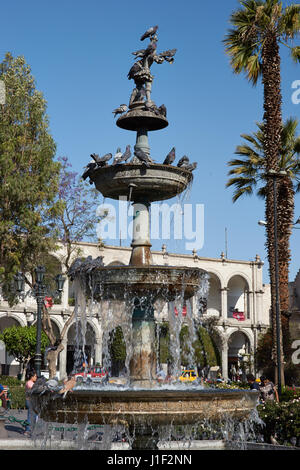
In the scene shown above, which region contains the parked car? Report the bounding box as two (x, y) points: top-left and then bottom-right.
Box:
(179, 369), (199, 383)
(72, 366), (109, 384)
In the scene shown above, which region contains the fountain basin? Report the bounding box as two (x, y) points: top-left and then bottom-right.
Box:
(89, 265), (207, 300)
(116, 109), (168, 131)
(32, 389), (259, 427)
(91, 163), (193, 202)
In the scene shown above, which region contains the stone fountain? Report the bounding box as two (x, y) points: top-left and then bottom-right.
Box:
(31, 26), (259, 450)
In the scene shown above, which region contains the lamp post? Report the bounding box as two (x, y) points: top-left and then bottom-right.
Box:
(14, 266), (65, 378)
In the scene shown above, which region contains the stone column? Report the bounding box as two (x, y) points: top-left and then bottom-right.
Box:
(220, 287), (228, 320)
(94, 333), (102, 365)
(221, 337), (229, 381)
(59, 337), (68, 379)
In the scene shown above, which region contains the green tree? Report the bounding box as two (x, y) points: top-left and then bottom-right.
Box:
(224, 0), (300, 386)
(226, 118), (300, 360)
(109, 327), (126, 376)
(0, 53), (61, 301)
(0, 325), (49, 380)
(43, 156), (108, 378)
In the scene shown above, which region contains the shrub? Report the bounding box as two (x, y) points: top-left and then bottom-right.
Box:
(257, 398), (300, 446)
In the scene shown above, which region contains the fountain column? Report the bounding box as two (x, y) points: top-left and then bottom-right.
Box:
(129, 199), (156, 387)
(129, 201), (152, 266)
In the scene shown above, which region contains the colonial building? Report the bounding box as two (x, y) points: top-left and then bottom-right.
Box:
(0, 242), (271, 380)
(289, 269), (300, 343)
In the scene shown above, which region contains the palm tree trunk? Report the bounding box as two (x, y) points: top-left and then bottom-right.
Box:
(262, 31), (285, 387)
(277, 177), (294, 360)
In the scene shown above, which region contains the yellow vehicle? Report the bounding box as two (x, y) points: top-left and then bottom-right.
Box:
(179, 369), (199, 383)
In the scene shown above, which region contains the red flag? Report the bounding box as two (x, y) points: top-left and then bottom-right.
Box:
(174, 306), (187, 317)
(233, 311), (245, 321)
(44, 296), (53, 309)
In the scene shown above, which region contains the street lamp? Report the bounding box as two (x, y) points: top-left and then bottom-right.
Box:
(14, 267), (66, 377)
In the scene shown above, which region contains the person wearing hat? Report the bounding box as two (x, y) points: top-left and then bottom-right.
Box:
(259, 376), (279, 402)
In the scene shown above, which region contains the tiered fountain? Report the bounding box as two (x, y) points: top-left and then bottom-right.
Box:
(31, 27), (258, 450)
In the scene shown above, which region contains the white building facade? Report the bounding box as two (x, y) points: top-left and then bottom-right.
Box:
(0, 242), (271, 380)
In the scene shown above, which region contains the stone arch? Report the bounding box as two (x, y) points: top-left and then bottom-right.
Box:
(0, 313), (26, 375)
(227, 329), (253, 379)
(107, 260), (126, 266)
(206, 271), (222, 317)
(227, 274), (250, 319)
(66, 319), (99, 374)
(0, 313), (26, 329)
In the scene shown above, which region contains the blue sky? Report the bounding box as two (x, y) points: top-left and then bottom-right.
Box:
(1, 0), (299, 283)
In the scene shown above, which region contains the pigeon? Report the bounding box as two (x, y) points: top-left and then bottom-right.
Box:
(112, 145), (131, 165)
(158, 104), (167, 117)
(140, 25), (158, 41)
(45, 378), (62, 393)
(163, 147), (176, 165)
(112, 104), (128, 117)
(181, 161), (197, 171)
(134, 148), (152, 167)
(91, 152), (112, 166)
(128, 61), (143, 80)
(159, 48), (177, 59)
(132, 48), (146, 58)
(59, 376), (77, 398)
(82, 162), (97, 180)
(144, 41), (157, 56)
(121, 144), (131, 163)
(177, 155), (190, 167)
(112, 147), (123, 164)
(159, 48), (177, 63)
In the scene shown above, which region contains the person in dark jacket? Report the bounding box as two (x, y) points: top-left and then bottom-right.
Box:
(246, 374), (260, 391)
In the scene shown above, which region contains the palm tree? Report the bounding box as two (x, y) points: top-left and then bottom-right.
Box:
(224, 0), (300, 387)
(227, 118), (300, 359)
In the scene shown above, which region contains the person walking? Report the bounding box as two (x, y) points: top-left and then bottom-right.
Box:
(24, 370), (38, 437)
(259, 376), (279, 403)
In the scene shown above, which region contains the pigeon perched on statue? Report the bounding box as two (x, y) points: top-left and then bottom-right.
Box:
(163, 147), (176, 165)
(132, 48), (146, 58)
(144, 41), (157, 57)
(134, 148), (152, 167)
(159, 48), (177, 59)
(140, 25), (158, 41)
(127, 61), (143, 80)
(112, 104), (128, 117)
(159, 48), (177, 63)
(177, 155), (190, 167)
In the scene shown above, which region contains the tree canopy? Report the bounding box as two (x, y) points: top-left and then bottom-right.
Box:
(0, 53), (61, 301)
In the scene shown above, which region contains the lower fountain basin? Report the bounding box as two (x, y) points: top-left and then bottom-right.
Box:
(32, 388), (259, 427)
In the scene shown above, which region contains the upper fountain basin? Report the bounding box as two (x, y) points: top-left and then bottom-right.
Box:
(91, 163), (193, 202)
(116, 108), (168, 132)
